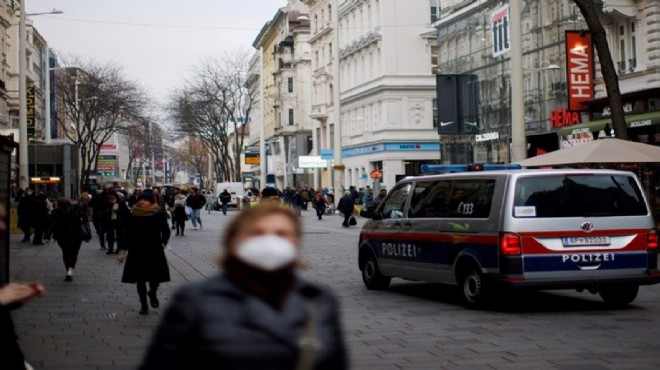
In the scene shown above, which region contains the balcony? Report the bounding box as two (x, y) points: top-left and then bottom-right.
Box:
(310, 103), (328, 119)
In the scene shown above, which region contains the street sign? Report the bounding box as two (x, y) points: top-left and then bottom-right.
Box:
(370, 169), (383, 180)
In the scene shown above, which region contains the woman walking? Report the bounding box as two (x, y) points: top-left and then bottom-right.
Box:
(117, 191), (170, 315)
(170, 191), (187, 236)
(138, 203), (347, 369)
(312, 190), (329, 220)
(51, 197), (88, 281)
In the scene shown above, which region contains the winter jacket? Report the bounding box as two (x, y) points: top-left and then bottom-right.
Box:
(138, 274), (348, 370)
(120, 203), (171, 284)
(219, 191), (232, 205)
(185, 194), (206, 210)
(337, 195), (355, 215)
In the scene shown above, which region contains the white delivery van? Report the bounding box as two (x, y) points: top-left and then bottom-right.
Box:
(215, 182), (245, 208)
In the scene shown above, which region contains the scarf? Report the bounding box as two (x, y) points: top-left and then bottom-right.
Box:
(223, 257), (295, 311)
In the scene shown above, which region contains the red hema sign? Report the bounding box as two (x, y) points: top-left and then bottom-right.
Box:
(565, 31), (594, 111)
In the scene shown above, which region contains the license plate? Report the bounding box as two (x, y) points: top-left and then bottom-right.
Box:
(562, 236), (610, 247)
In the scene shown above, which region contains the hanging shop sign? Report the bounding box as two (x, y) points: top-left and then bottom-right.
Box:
(491, 4), (510, 57)
(298, 156), (328, 168)
(550, 109), (581, 128)
(475, 132), (500, 142)
(565, 30), (594, 111)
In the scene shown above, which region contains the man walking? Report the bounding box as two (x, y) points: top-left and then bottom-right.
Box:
(218, 188), (231, 215)
(185, 187), (206, 230)
(337, 191), (356, 228)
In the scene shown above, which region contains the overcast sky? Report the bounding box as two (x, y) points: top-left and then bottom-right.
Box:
(28, 0), (285, 114)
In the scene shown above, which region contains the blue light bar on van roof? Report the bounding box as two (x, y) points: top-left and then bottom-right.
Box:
(420, 163), (522, 174)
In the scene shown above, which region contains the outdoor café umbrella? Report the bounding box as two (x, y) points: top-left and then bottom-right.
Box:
(516, 138), (660, 167)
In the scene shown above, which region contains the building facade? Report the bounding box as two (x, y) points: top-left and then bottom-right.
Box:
(253, 0), (313, 189)
(337, 0), (440, 189)
(435, 0), (660, 163)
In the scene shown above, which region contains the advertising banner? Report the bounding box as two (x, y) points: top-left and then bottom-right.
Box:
(298, 156), (327, 168)
(491, 4), (510, 57)
(565, 31), (594, 111)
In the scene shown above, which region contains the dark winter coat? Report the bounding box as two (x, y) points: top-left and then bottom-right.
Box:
(186, 194), (206, 210)
(138, 275), (348, 370)
(219, 190), (232, 205)
(51, 204), (84, 246)
(121, 203), (171, 284)
(17, 193), (34, 231)
(1, 303), (26, 370)
(337, 195), (355, 215)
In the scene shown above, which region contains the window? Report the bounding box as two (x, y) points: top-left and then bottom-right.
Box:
(288, 109), (294, 126)
(430, 2), (440, 23)
(328, 4), (332, 23)
(514, 175), (647, 218)
(408, 180), (495, 219)
(431, 45), (438, 74)
(329, 42), (333, 60)
(380, 183), (412, 219)
(287, 77), (293, 93)
(614, 19), (638, 73)
(432, 98), (438, 128)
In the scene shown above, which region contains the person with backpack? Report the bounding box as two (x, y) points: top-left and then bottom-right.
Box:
(51, 197), (90, 281)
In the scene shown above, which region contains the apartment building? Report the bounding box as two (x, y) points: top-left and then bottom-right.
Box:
(435, 0), (660, 164)
(253, 0), (313, 189)
(337, 0), (440, 189)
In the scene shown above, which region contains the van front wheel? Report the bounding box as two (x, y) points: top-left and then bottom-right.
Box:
(459, 267), (489, 308)
(361, 255), (391, 290)
(599, 283), (639, 306)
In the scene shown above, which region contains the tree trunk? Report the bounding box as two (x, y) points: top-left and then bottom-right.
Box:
(573, 0), (628, 140)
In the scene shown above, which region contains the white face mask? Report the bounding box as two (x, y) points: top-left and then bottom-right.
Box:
(235, 234), (298, 271)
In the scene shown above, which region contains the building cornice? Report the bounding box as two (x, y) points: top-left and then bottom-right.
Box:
(339, 27), (381, 59)
(309, 24), (333, 44)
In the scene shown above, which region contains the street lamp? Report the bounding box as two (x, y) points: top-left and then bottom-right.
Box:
(18, 4), (64, 188)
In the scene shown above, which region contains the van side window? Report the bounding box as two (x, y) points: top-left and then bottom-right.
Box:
(380, 183), (411, 219)
(408, 179), (495, 218)
(515, 175), (647, 217)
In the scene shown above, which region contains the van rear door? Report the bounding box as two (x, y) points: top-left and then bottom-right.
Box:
(506, 171), (655, 282)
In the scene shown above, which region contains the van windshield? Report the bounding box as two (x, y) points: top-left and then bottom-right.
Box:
(514, 174), (648, 218)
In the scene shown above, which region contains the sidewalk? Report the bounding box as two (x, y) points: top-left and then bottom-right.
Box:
(8, 210), (232, 370)
(8, 206), (360, 370)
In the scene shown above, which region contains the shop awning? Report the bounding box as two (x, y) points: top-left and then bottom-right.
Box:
(557, 111), (660, 136)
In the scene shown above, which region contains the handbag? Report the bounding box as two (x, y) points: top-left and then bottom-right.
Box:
(349, 215), (357, 226)
(80, 222), (92, 242)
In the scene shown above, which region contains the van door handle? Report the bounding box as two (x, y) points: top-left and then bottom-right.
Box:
(393, 222), (401, 227)
(403, 222), (412, 230)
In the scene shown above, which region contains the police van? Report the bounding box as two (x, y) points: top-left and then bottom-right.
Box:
(358, 165), (660, 307)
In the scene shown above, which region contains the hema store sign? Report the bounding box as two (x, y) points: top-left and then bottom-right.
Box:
(565, 31), (594, 111)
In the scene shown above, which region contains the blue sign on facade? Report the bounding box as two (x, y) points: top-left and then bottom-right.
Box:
(320, 149), (334, 160)
(343, 142), (441, 157)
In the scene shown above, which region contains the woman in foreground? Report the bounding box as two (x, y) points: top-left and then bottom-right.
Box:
(138, 203), (348, 370)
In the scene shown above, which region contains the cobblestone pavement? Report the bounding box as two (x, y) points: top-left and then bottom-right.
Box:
(9, 208), (660, 369)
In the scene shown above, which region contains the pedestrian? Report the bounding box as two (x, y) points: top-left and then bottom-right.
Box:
(300, 186), (310, 210)
(185, 187), (206, 230)
(17, 187), (34, 242)
(204, 190), (215, 214)
(138, 203), (348, 370)
(0, 200), (47, 370)
(218, 188), (231, 215)
(117, 191), (171, 315)
(312, 190), (329, 220)
(102, 192), (129, 255)
(30, 190), (49, 245)
(260, 186), (281, 202)
(170, 190), (188, 236)
(51, 197), (89, 281)
(337, 191), (355, 228)
(291, 188), (304, 216)
(1, 281), (46, 370)
(90, 188), (107, 249)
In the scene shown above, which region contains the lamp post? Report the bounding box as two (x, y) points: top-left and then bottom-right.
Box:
(18, 4), (63, 188)
(259, 46), (266, 189)
(509, 0), (525, 162)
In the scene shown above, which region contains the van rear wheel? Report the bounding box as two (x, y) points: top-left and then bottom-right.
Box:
(459, 267), (489, 308)
(361, 254), (391, 290)
(599, 283), (639, 306)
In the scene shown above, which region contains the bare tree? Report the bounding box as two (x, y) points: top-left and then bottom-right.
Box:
(170, 138), (209, 189)
(573, 0), (627, 139)
(54, 57), (147, 190)
(168, 49), (255, 183)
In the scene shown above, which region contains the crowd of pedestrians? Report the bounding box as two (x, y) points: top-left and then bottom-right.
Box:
(5, 181), (375, 368)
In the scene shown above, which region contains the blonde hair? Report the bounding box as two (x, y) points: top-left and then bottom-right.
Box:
(218, 203), (302, 267)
